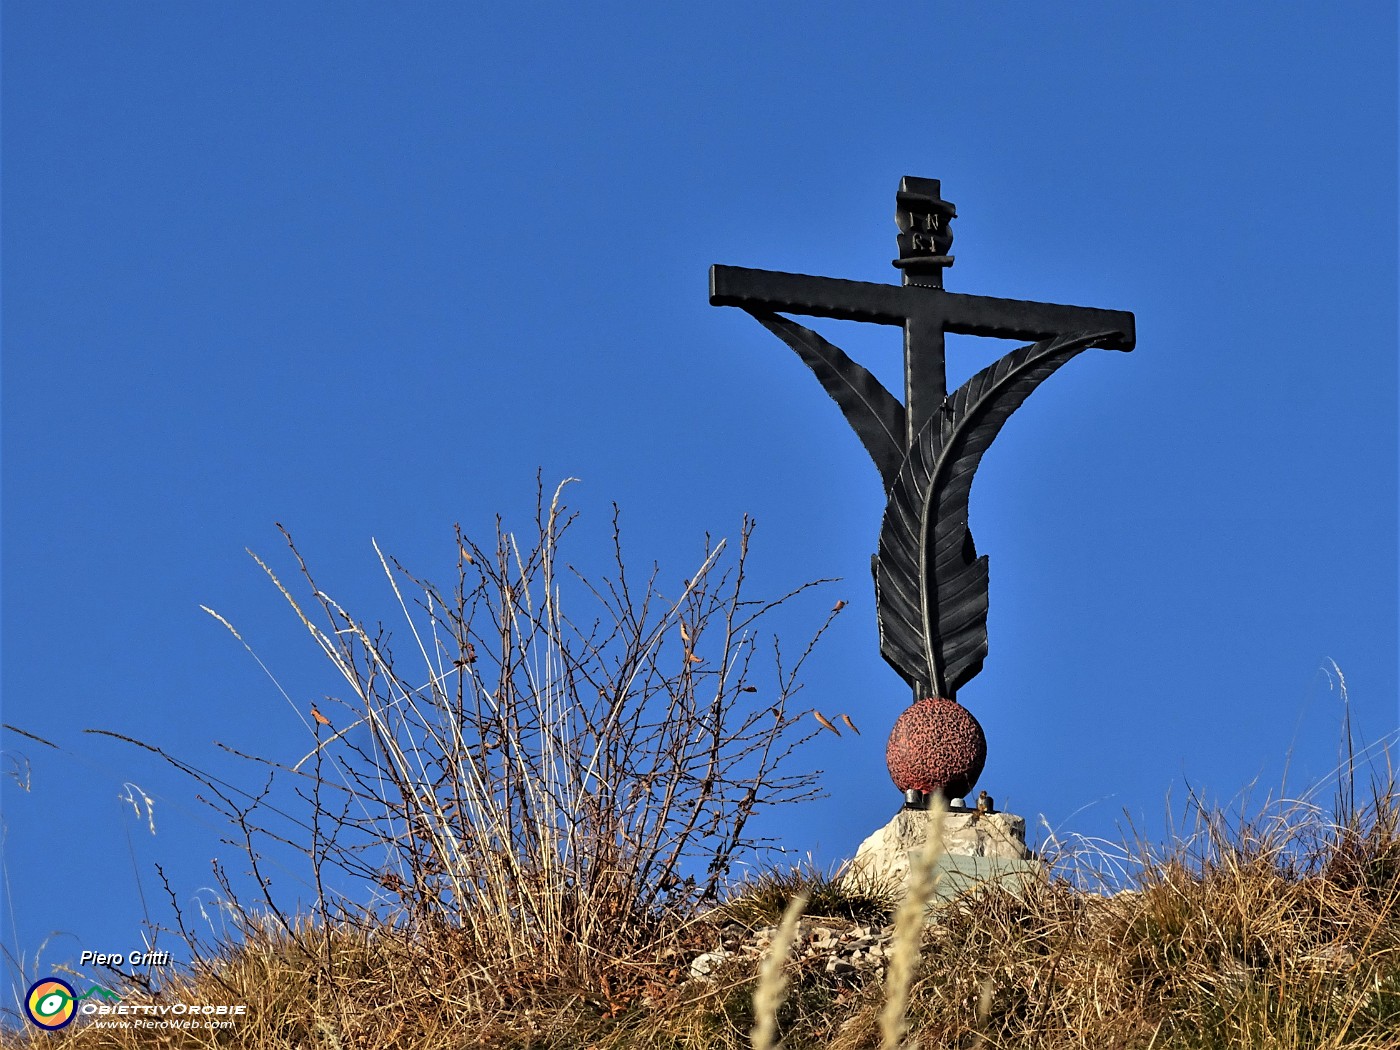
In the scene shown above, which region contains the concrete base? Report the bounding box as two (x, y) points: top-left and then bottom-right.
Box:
(841, 805), (1042, 903)
(921, 853), (1042, 902)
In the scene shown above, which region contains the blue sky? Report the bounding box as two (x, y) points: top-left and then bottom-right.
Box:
(3, 2), (1396, 1010)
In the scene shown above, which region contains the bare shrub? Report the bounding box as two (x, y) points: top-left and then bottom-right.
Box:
(99, 479), (840, 1029)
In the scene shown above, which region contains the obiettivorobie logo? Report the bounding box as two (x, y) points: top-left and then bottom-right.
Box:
(24, 978), (120, 1030)
(23, 974), (247, 1031)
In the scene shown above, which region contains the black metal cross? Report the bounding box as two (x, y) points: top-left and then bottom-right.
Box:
(710, 177), (1136, 450)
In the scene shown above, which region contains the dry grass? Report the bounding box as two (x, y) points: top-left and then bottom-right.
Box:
(12, 763), (1394, 1049)
(6, 488), (1397, 1048)
(710, 862), (900, 932)
(879, 795), (946, 1050)
(751, 889), (810, 1050)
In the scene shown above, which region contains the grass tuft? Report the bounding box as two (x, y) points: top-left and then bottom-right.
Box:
(713, 862), (899, 931)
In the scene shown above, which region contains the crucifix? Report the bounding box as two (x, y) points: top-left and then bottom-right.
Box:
(708, 176), (1137, 807)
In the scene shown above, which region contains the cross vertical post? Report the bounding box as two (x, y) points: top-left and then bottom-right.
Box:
(894, 176), (955, 449)
(903, 311), (944, 452)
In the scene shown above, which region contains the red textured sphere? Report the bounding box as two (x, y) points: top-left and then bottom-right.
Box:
(886, 696), (987, 799)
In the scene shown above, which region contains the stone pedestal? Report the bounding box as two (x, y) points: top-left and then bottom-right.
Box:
(841, 805), (1041, 903)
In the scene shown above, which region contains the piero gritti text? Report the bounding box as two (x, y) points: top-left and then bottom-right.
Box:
(80, 949), (173, 967)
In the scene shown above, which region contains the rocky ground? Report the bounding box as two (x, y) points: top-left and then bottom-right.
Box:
(690, 917), (899, 984)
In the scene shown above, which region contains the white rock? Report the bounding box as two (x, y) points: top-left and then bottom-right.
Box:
(689, 949), (733, 979)
(841, 806), (1040, 903)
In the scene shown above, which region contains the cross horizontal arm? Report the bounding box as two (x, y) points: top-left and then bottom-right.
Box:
(936, 290), (1135, 351)
(710, 264), (1135, 351)
(710, 265), (908, 325)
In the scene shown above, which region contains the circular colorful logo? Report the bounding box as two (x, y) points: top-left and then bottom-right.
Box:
(25, 978), (77, 1030)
